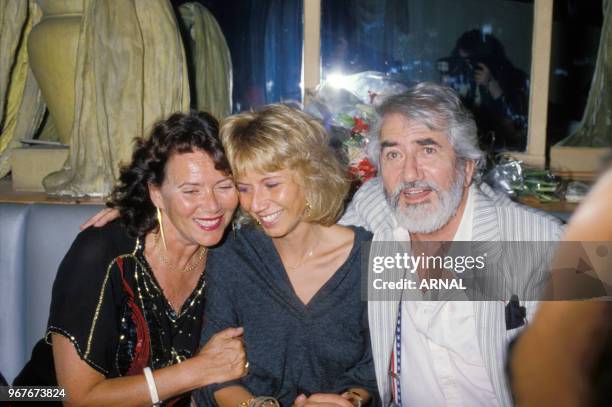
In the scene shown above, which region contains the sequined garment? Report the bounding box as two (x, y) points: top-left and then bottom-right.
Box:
(17, 222), (206, 407)
(115, 240), (206, 375)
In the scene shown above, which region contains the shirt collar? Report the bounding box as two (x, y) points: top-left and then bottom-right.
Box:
(453, 185), (475, 242)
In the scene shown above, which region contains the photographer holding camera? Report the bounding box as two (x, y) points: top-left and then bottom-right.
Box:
(438, 29), (529, 151)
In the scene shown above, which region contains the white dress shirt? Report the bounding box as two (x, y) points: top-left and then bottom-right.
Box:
(399, 186), (499, 406)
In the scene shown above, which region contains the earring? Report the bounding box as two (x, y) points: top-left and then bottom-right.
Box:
(156, 207), (167, 250)
(305, 201), (312, 218)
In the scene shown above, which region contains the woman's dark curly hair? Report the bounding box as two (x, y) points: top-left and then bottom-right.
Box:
(108, 111), (231, 238)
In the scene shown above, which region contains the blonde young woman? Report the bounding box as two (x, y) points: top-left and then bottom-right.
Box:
(197, 105), (378, 407)
(16, 112), (247, 406)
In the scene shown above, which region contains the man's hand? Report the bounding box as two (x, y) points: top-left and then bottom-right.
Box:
(293, 393), (354, 407)
(80, 207), (120, 230)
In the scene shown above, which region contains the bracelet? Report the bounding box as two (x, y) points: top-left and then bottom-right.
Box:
(343, 390), (363, 407)
(255, 397), (280, 407)
(143, 367), (161, 407)
(237, 396), (280, 407)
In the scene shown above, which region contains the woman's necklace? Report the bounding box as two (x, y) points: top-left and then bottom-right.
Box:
(155, 233), (207, 273)
(285, 235), (320, 271)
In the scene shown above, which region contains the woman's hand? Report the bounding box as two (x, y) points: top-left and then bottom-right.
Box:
(194, 327), (247, 386)
(80, 208), (120, 230)
(52, 327), (246, 407)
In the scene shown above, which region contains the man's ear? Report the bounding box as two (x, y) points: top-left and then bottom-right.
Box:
(464, 160), (476, 186)
(148, 182), (163, 210)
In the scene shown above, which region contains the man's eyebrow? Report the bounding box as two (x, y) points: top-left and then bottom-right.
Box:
(415, 138), (442, 147)
(380, 140), (398, 149)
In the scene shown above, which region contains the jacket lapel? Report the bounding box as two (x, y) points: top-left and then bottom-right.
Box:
(471, 187), (512, 406)
(368, 299), (399, 406)
(368, 228), (404, 406)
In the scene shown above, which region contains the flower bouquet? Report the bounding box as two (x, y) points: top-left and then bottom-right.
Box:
(335, 108), (377, 184)
(305, 71), (408, 189)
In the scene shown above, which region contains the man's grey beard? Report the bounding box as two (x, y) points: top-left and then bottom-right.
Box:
(386, 166), (466, 234)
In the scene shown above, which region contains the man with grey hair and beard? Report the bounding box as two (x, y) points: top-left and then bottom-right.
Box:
(340, 82), (563, 407)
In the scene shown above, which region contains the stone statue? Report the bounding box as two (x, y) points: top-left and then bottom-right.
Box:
(179, 2), (233, 119)
(2, 1), (233, 195)
(29, 0), (190, 197)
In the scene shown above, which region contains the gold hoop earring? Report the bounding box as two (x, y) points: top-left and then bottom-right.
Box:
(156, 207), (167, 250)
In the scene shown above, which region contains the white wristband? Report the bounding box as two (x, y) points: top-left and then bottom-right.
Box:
(143, 367), (161, 406)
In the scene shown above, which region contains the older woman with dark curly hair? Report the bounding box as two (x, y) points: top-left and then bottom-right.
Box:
(15, 111), (247, 406)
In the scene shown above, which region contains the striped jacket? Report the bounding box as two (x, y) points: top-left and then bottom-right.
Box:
(340, 177), (564, 406)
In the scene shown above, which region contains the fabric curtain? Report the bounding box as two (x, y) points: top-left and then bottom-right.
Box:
(230, 0), (302, 110)
(42, 0), (190, 197)
(559, 0), (611, 147)
(178, 2), (232, 118)
(264, 0), (303, 103)
(0, 0), (28, 124)
(247, 0), (270, 107)
(0, 1), (47, 178)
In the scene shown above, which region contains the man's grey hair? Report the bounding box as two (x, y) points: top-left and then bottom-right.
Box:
(367, 82), (485, 178)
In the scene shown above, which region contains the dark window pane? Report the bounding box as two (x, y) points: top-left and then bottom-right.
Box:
(548, 0), (603, 146)
(321, 0), (534, 152)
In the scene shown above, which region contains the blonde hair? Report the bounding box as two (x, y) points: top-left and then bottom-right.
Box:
(220, 104), (349, 226)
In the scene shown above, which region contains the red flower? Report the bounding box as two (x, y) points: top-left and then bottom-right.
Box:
(357, 158), (377, 181)
(349, 158), (377, 185)
(351, 117), (370, 134)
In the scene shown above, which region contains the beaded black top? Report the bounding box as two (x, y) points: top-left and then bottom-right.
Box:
(19, 221), (206, 406)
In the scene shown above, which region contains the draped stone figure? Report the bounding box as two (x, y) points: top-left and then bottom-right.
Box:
(179, 2), (233, 119)
(1, 1), (234, 195)
(0, 1), (47, 178)
(1, 0), (190, 196)
(0, 1), (28, 126)
(35, 0), (190, 197)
